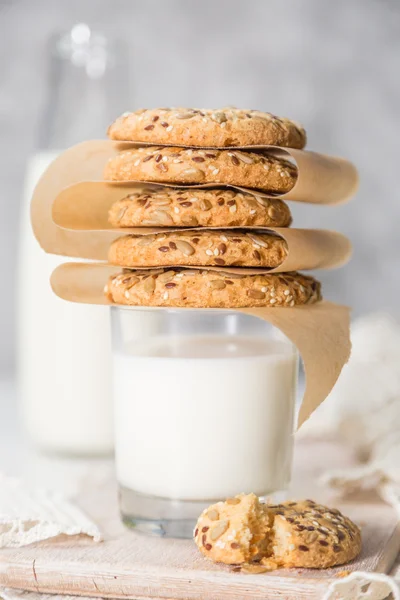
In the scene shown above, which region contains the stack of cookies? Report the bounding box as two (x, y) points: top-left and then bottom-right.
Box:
(103, 107), (322, 309)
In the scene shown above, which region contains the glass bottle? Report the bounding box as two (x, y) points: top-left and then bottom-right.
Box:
(16, 24), (129, 455)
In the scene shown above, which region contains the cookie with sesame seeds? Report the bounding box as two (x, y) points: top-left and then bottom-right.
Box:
(108, 107), (306, 149)
(105, 268), (321, 309)
(103, 146), (297, 195)
(267, 499), (361, 569)
(194, 494), (361, 570)
(194, 493), (273, 565)
(108, 230), (288, 269)
(108, 188), (292, 228)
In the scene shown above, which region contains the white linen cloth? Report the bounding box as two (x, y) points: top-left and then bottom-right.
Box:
(301, 313), (400, 598)
(0, 474), (102, 548)
(313, 314), (400, 513)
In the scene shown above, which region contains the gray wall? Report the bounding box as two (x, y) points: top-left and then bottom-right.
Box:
(1, 0), (399, 374)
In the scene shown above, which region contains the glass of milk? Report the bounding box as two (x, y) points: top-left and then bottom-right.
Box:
(111, 307), (299, 538)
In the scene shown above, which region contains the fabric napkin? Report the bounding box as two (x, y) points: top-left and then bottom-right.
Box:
(0, 474), (102, 548)
(300, 312), (400, 598)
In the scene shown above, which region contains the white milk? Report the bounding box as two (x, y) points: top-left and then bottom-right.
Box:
(17, 152), (113, 455)
(114, 334), (298, 500)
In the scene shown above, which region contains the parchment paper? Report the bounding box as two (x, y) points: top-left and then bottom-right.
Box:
(50, 182), (352, 270)
(111, 140), (359, 205)
(31, 141), (356, 259)
(50, 261), (351, 429)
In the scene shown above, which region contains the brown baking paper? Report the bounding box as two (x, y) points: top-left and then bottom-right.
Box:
(51, 189), (352, 272)
(50, 261), (351, 428)
(51, 182), (352, 269)
(31, 140), (356, 259)
(111, 140), (359, 205)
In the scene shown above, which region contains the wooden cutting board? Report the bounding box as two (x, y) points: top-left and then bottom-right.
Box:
(1, 439), (399, 600)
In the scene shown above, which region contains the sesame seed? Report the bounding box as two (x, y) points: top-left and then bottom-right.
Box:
(214, 248), (219, 256)
(220, 122), (227, 128)
(206, 249), (213, 256)
(229, 204), (237, 213)
(166, 125), (173, 132)
(220, 235), (228, 242)
(163, 292), (169, 300)
(250, 209), (256, 214)
(162, 156), (168, 162)
(261, 287), (268, 292)
(284, 289), (290, 296)
(270, 298), (277, 304)
(290, 300), (295, 306)
(213, 168), (220, 175)
(124, 291), (130, 299)
(174, 207), (180, 214)
(263, 164), (270, 171)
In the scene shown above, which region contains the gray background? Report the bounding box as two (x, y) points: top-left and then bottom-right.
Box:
(0, 0), (399, 375)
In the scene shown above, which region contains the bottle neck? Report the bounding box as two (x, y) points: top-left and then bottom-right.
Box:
(36, 24), (129, 151)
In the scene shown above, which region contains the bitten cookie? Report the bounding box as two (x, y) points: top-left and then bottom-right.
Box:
(103, 146), (297, 194)
(194, 495), (361, 570)
(108, 188), (292, 228)
(108, 107), (306, 149)
(108, 230), (288, 269)
(105, 269), (321, 309)
(267, 499), (362, 569)
(194, 494), (273, 565)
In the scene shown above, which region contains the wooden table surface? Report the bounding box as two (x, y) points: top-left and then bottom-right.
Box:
(1, 377), (400, 600)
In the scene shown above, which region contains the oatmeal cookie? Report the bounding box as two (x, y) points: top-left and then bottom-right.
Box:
(194, 495), (361, 570)
(267, 499), (362, 569)
(108, 230), (288, 269)
(108, 107), (306, 149)
(194, 493), (273, 565)
(103, 146), (297, 194)
(108, 187), (292, 229)
(105, 268), (321, 309)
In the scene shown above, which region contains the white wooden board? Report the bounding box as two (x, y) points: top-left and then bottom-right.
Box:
(0, 439), (399, 600)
